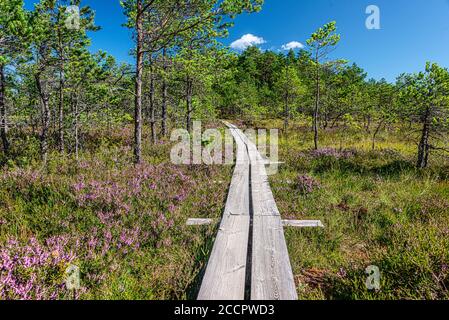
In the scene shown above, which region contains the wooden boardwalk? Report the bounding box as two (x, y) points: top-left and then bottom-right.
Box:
(197, 122), (297, 300)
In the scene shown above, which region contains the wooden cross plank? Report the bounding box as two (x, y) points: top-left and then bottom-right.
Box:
(186, 218), (215, 226)
(282, 220), (325, 228)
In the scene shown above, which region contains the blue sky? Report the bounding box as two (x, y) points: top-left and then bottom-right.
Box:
(25, 0), (449, 82)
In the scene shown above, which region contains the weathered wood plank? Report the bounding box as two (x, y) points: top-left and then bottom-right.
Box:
(250, 164), (281, 217)
(245, 134), (298, 300)
(197, 215), (250, 300)
(186, 218), (215, 226)
(251, 216), (298, 300)
(199, 121), (298, 301)
(198, 122), (250, 300)
(282, 220), (325, 228)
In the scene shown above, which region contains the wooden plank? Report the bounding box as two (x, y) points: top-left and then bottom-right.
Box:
(282, 220), (325, 228)
(186, 218), (215, 226)
(199, 121), (298, 301)
(245, 134), (298, 300)
(251, 216), (298, 300)
(198, 123), (250, 300)
(197, 215), (250, 300)
(250, 164), (281, 217)
(264, 161), (285, 166)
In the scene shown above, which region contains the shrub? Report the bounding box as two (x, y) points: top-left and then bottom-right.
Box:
(296, 174), (321, 195)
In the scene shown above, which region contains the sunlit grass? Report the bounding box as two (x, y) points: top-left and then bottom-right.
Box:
(265, 121), (449, 300)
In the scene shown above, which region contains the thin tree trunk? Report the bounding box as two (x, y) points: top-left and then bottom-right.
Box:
(313, 52), (320, 150)
(57, 13), (65, 153)
(330, 113), (343, 128)
(58, 69), (65, 152)
(372, 120), (384, 151)
(284, 67), (289, 134)
(417, 107), (431, 169)
(161, 48), (168, 137)
(134, 0), (143, 164)
(149, 64), (156, 144)
(366, 115), (372, 133)
(73, 93), (79, 161)
(35, 73), (51, 164)
(284, 93), (289, 134)
(186, 76), (193, 132)
(0, 63), (9, 155)
(322, 112), (329, 129)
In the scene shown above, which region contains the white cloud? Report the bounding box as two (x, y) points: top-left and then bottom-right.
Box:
(281, 41), (304, 51)
(230, 34), (266, 50)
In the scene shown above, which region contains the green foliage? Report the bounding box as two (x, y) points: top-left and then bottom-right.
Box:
(0, 0), (30, 64)
(398, 62), (449, 167)
(306, 21), (341, 60)
(399, 62), (449, 118)
(307, 21), (339, 45)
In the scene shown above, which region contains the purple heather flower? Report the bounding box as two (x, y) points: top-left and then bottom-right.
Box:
(310, 148), (355, 159)
(296, 174), (321, 195)
(338, 268), (347, 278)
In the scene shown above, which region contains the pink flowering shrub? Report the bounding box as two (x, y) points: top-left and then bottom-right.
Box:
(0, 141), (230, 300)
(309, 148), (355, 160)
(296, 174), (321, 195)
(0, 237), (75, 300)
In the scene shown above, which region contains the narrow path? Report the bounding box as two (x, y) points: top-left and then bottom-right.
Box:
(197, 122), (297, 300)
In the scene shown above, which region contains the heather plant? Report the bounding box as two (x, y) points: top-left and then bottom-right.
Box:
(0, 237), (76, 300)
(309, 148), (356, 160)
(296, 174), (321, 195)
(0, 125), (232, 300)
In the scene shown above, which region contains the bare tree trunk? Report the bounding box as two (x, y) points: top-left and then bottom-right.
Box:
(372, 120), (384, 151)
(0, 64), (9, 155)
(365, 115), (372, 133)
(134, 0), (143, 164)
(323, 112), (329, 129)
(417, 107), (431, 169)
(313, 53), (320, 150)
(330, 113), (343, 128)
(35, 73), (51, 164)
(149, 64), (157, 144)
(56, 13), (64, 153)
(161, 48), (168, 137)
(284, 93), (289, 134)
(58, 69), (65, 152)
(284, 67), (290, 134)
(74, 94), (79, 161)
(186, 76), (193, 132)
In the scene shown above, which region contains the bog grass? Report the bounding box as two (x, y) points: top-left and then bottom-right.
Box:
(258, 119), (449, 300)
